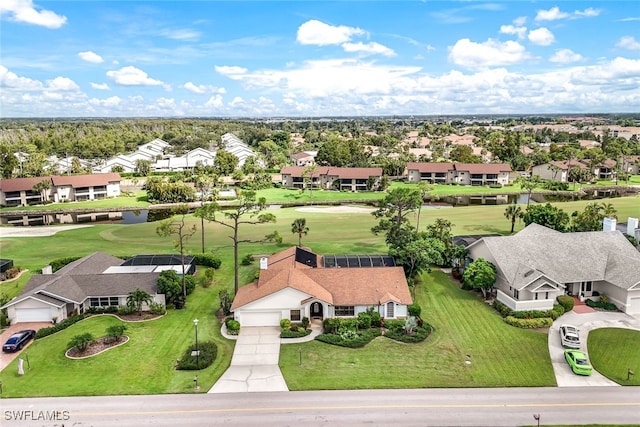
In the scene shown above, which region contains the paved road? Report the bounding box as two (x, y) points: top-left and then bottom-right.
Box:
(1, 387), (639, 426)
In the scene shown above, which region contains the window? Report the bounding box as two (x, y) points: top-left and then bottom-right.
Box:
(334, 306), (355, 316)
(290, 310), (301, 321)
(89, 296), (120, 307)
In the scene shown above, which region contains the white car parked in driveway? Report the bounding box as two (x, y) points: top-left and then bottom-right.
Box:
(559, 324), (581, 348)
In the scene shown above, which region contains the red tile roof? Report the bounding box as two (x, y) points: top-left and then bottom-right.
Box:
(280, 166), (328, 178)
(231, 247), (412, 310)
(453, 163), (511, 173)
(0, 176), (53, 192)
(406, 162), (452, 173)
(325, 167), (383, 179)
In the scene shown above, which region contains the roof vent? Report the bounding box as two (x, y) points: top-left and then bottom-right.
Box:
(524, 269), (534, 277)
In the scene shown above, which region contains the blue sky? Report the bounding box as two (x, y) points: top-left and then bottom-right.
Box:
(1, 1), (639, 117)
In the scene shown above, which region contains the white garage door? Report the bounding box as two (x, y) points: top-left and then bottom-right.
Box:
(15, 308), (51, 322)
(241, 311), (281, 327)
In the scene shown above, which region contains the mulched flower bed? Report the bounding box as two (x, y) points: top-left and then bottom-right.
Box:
(66, 336), (129, 359)
(113, 312), (164, 322)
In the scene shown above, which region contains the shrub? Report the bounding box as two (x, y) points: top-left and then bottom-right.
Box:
(192, 253), (222, 269)
(50, 256), (82, 272)
(280, 318), (291, 331)
(199, 268), (215, 289)
(219, 290), (233, 316)
(280, 328), (311, 338)
(323, 318), (341, 334)
(241, 254), (254, 266)
(176, 341), (218, 370)
(504, 316), (553, 329)
(301, 317), (310, 330)
(315, 328), (381, 348)
(357, 312), (372, 330)
(366, 306), (383, 327)
(104, 324), (127, 343)
(585, 299), (617, 311)
(408, 303), (422, 317)
(36, 314), (85, 339)
(149, 302), (166, 315)
(383, 319), (405, 330)
(225, 318), (240, 335)
(557, 295), (574, 312)
(5, 267), (20, 280)
(492, 300), (513, 317)
(0, 312), (8, 328)
(384, 324), (432, 343)
(118, 305), (136, 316)
(67, 333), (95, 352)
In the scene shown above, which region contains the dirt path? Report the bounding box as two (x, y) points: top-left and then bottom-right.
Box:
(0, 225), (94, 238)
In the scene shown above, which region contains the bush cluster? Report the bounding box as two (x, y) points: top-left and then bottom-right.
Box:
(408, 303), (422, 317)
(384, 324), (432, 343)
(504, 316), (553, 328)
(542, 181), (569, 191)
(149, 302), (166, 315)
(315, 328), (381, 348)
(585, 299), (617, 311)
(176, 341), (218, 370)
(225, 318), (240, 335)
(280, 328), (311, 339)
(4, 267), (21, 280)
(36, 314), (86, 339)
(493, 301), (564, 320)
(192, 253), (222, 269)
(557, 295), (575, 312)
(86, 306), (119, 315)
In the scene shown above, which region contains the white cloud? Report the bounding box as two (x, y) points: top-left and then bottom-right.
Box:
(296, 20), (365, 46)
(214, 65), (249, 78)
(535, 7), (569, 21)
(183, 81), (226, 94)
(106, 66), (170, 90)
(549, 49), (584, 64)
(47, 76), (80, 91)
(205, 95), (223, 108)
(341, 42), (396, 57)
(513, 16), (527, 26)
(616, 36), (640, 51)
(0, 65), (43, 90)
(500, 24), (526, 39)
(575, 8), (600, 18)
(90, 82), (110, 90)
(78, 51), (104, 64)
(448, 38), (531, 69)
(0, 0), (67, 28)
(528, 28), (555, 46)
(536, 6), (600, 21)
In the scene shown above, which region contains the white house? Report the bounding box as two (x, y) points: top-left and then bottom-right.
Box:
(231, 247), (412, 327)
(467, 223), (640, 314)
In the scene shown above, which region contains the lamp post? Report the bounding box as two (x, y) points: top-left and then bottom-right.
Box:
(193, 318), (199, 370)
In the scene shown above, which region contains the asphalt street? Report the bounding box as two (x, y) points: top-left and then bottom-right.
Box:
(2, 387), (639, 427)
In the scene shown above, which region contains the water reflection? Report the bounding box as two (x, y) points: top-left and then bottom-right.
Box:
(0, 209), (173, 226)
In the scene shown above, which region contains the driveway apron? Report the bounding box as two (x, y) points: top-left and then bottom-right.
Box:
(208, 326), (288, 393)
(0, 322), (52, 372)
(549, 311), (640, 387)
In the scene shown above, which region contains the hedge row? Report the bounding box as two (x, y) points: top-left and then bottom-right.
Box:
(315, 328), (382, 348)
(35, 314), (86, 339)
(192, 253), (222, 269)
(504, 316), (553, 328)
(586, 299), (618, 311)
(493, 300), (565, 320)
(176, 341), (218, 370)
(280, 329), (312, 339)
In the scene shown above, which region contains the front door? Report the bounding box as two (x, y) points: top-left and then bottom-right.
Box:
(310, 302), (323, 319)
(580, 281), (593, 297)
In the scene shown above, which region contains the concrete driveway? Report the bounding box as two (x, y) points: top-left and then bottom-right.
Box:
(208, 327), (289, 393)
(0, 322), (51, 371)
(549, 311), (640, 387)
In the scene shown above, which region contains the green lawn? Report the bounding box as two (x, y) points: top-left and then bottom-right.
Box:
(0, 285), (235, 397)
(280, 270), (555, 389)
(588, 328), (640, 386)
(1, 197), (638, 395)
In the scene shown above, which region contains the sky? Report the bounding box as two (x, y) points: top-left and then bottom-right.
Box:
(1, 1), (639, 118)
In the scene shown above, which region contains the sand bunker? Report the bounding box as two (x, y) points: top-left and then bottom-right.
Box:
(0, 225), (94, 238)
(295, 206), (376, 214)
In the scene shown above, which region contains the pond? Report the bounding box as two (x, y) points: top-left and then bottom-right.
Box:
(0, 209), (173, 226)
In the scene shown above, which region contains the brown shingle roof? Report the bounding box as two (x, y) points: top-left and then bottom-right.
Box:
(325, 167), (383, 179)
(406, 162), (452, 173)
(453, 163), (512, 173)
(280, 166), (328, 178)
(0, 176), (53, 192)
(51, 172), (121, 188)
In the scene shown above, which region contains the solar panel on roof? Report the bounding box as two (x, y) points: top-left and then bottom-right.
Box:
(322, 254), (396, 268)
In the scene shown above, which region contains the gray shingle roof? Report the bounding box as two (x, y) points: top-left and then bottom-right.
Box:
(473, 224), (640, 290)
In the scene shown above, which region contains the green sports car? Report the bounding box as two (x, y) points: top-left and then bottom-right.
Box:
(564, 349), (592, 376)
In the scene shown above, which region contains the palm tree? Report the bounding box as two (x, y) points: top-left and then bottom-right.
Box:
(291, 218), (309, 247)
(601, 202), (618, 220)
(504, 203), (523, 234)
(126, 288), (153, 316)
(415, 181), (433, 231)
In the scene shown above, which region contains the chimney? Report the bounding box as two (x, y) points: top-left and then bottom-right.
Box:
(259, 257), (268, 270)
(603, 217), (616, 232)
(42, 265), (53, 275)
(627, 217), (639, 236)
